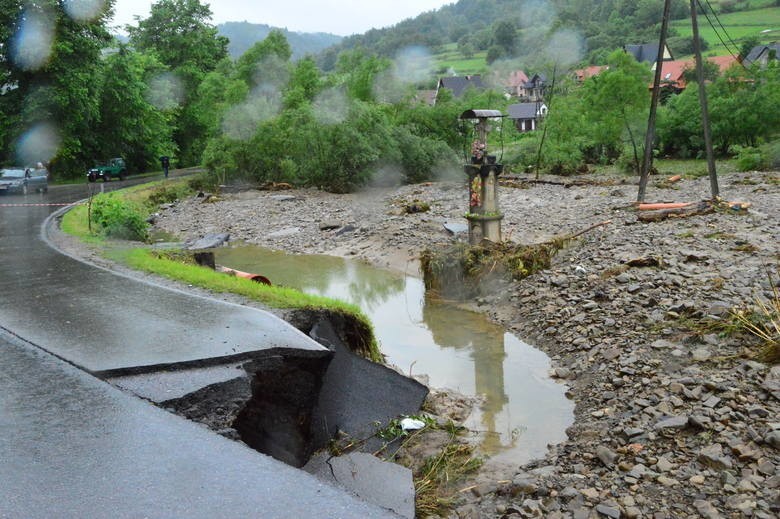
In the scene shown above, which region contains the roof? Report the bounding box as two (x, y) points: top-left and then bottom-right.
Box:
(573, 65), (608, 81)
(460, 109), (504, 120)
(506, 70), (529, 87)
(651, 55), (740, 90)
(437, 75), (485, 97)
(523, 73), (547, 87)
(744, 42), (780, 65)
(507, 103), (545, 120)
(625, 43), (673, 63)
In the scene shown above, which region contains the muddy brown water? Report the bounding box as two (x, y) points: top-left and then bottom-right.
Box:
(215, 244), (573, 466)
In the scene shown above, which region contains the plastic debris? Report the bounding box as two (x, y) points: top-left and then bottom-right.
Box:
(399, 418), (426, 431)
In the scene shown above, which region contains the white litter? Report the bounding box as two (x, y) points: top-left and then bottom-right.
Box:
(400, 418), (426, 431)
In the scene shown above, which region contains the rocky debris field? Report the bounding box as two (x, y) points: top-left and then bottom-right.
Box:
(154, 171), (779, 518)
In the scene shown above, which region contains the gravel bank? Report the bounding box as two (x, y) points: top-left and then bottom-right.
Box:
(154, 171), (780, 518)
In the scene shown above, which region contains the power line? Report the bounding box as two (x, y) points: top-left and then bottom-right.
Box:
(696, 0), (754, 74)
(700, 0), (746, 58)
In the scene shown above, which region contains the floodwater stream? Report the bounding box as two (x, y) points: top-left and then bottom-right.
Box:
(215, 245), (573, 466)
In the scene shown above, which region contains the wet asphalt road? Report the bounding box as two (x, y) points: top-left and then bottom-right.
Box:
(0, 177), (396, 518)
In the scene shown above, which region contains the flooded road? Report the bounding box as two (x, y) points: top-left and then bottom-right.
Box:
(216, 245), (574, 465)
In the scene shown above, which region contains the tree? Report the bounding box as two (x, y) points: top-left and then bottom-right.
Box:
(235, 30), (292, 87)
(127, 0), (229, 165)
(580, 50), (651, 171)
(127, 0), (227, 75)
(95, 46), (176, 173)
(493, 20), (517, 54)
(0, 0), (113, 177)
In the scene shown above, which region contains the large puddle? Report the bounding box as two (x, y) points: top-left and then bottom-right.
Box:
(215, 245), (573, 466)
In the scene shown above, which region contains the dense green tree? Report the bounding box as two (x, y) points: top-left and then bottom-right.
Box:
(95, 46), (176, 173)
(235, 30), (292, 87)
(580, 50), (651, 171)
(127, 0), (228, 166)
(0, 0), (113, 177)
(493, 20), (517, 54)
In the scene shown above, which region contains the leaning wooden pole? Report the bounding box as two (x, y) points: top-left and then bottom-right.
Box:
(637, 0), (673, 202)
(690, 0), (720, 198)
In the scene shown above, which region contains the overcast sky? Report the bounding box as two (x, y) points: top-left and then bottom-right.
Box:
(111, 0), (454, 36)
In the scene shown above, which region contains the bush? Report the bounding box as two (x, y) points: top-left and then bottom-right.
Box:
(391, 125), (458, 183)
(734, 146), (766, 172)
(145, 183), (192, 207)
(734, 141), (780, 172)
(89, 193), (148, 241)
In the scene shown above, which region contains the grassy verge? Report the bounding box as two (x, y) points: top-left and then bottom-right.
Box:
(60, 182), (382, 362)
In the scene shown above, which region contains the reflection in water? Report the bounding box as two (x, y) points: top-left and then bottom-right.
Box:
(215, 245), (573, 464)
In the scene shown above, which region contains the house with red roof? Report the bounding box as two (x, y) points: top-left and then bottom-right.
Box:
(650, 55), (739, 93)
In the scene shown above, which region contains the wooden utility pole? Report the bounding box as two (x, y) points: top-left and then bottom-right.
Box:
(637, 0), (673, 202)
(690, 0), (720, 198)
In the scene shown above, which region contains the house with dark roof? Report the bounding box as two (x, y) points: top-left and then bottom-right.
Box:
(507, 102), (548, 132)
(516, 73), (547, 102)
(435, 75), (485, 102)
(743, 42), (780, 67)
(624, 43), (674, 63)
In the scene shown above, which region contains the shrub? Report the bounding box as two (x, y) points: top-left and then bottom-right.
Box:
(145, 183), (192, 207)
(89, 193), (148, 241)
(391, 125), (458, 184)
(734, 146), (766, 172)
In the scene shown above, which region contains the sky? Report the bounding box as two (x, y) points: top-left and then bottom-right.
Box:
(111, 0), (455, 36)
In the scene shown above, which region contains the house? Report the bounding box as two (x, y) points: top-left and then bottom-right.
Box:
(504, 70), (529, 97)
(507, 102), (548, 132)
(743, 42), (780, 67)
(435, 75), (485, 102)
(624, 43), (674, 63)
(650, 55), (740, 93)
(516, 73), (547, 102)
(573, 65), (609, 82)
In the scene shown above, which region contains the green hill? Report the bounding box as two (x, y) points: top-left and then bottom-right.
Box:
(670, 6), (780, 57)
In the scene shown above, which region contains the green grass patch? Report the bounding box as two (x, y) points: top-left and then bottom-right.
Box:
(60, 180), (382, 362)
(670, 7), (780, 56)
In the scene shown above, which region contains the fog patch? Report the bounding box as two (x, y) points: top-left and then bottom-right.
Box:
(11, 8), (55, 71)
(543, 29), (585, 68)
(393, 47), (432, 85)
(485, 58), (527, 90)
(63, 0), (107, 23)
(251, 55), (289, 89)
(313, 87), (349, 125)
(434, 159), (466, 183)
(147, 73), (185, 111)
(518, 0), (557, 30)
(367, 164), (404, 189)
(221, 86), (281, 140)
(16, 123), (61, 165)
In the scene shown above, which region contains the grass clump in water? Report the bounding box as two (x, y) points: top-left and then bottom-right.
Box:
(421, 238), (568, 300)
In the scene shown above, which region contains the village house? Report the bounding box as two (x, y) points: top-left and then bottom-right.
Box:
(650, 54), (739, 94)
(624, 42), (674, 63)
(743, 42), (780, 67)
(507, 102), (548, 132)
(435, 74), (485, 103)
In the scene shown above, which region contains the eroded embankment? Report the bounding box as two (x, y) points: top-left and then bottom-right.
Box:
(110, 309), (428, 470)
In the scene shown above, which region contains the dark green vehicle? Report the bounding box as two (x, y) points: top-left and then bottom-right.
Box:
(87, 157), (127, 182)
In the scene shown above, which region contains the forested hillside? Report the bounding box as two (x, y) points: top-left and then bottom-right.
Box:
(319, 0), (780, 69)
(217, 22), (342, 60)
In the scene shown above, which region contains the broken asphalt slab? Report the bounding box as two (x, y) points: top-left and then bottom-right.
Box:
(0, 330), (398, 519)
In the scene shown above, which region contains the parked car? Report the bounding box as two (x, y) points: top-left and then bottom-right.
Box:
(0, 167), (49, 194)
(87, 157), (127, 182)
